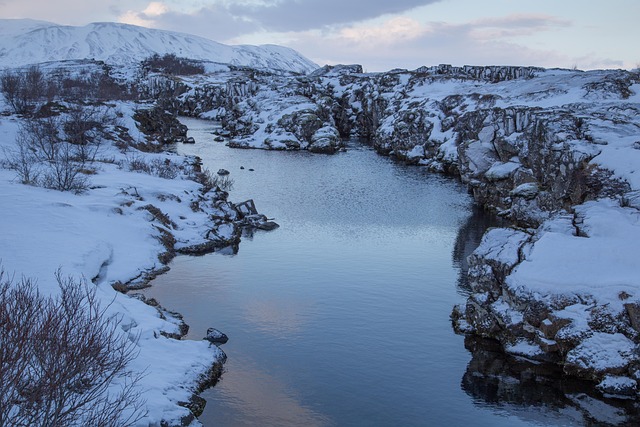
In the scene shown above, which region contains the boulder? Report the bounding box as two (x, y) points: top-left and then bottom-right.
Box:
(205, 328), (228, 345)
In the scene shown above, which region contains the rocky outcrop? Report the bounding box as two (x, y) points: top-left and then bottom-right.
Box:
(373, 109), (435, 161)
(133, 106), (188, 144)
(452, 200), (640, 404)
(205, 327), (229, 345)
(135, 64), (640, 402)
(420, 64), (544, 82)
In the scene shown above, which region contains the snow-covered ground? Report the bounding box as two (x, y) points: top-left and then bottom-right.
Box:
(0, 98), (231, 425)
(2, 15), (640, 420)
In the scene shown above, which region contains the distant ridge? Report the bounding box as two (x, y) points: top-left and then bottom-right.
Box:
(0, 19), (319, 74)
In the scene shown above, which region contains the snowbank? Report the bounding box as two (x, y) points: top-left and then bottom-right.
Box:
(0, 107), (227, 425)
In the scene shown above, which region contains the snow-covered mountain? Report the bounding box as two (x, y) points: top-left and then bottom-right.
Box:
(0, 19), (318, 73)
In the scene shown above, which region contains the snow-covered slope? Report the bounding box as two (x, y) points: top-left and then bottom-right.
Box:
(0, 19), (318, 73)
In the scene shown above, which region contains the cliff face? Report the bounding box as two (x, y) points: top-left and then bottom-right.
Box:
(150, 64), (640, 403)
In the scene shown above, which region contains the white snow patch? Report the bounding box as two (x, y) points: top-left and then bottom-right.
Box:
(507, 199), (640, 311)
(505, 339), (543, 358)
(484, 161), (520, 181)
(566, 333), (637, 372)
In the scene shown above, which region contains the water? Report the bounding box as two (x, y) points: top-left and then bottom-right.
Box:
(143, 118), (581, 426)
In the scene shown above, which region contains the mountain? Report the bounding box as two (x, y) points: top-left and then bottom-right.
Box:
(0, 19), (318, 73)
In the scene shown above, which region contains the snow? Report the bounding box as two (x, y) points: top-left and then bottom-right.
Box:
(506, 199), (640, 312)
(598, 375), (638, 398)
(472, 227), (530, 268)
(566, 333), (637, 372)
(509, 182), (538, 199)
(0, 18), (639, 417)
(484, 161), (520, 181)
(0, 107), (225, 425)
(505, 339), (543, 358)
(463, 140), (496, 175)
(0, 19), (318, 74)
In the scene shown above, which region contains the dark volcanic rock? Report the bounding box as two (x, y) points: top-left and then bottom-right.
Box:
(205, 327), (228, 345)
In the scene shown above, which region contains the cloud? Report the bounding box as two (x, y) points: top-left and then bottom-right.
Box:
(119, 2), (169, 27)
(283, 14), (613, 72)
(339, 17), (427, 46)
(142, 2), (169, 17)
(466, 13), (571, 39)
(0, 0), (148, 25)
(116, 0), (444, 41)
(118, 2), (258, 40)
(225, 0), (443, 32)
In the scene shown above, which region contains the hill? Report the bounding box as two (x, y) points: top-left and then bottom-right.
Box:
(0, 19), (318, 73)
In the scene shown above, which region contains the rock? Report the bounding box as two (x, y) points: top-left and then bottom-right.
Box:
(510, 182), (539, 200)
(564, 333), (637, 379)
(205, 328), (228, 345)
(184, 137), (195, 144)
(217, 168), (230, 176)
(597, 375), (638, 397)
(133, 107), (188, 144)
(178, 395), (207, 418)
(257, 221), (279, 231)
(309, 125), (341, 154)
(624, 302), (640, 333)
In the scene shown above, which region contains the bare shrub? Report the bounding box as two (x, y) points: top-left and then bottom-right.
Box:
(4, 104), (121, 192)
(0, 71), (24, 113)
(142, 54), (205, 76)
(0, 66), (50, 115)
(0, 268), (147, 427)
(150, 158), (180, 179)
(39, 140), (90, 193)
(122, 154), (181, 180)
(63, 105), (119, 164)
(3, 135), (40, 185)
(60, 70), (131, 102)
(195, 167), (234, 192)
(6, 117), (89, 193)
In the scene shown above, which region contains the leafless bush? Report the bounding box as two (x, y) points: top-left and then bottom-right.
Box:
(59, 70), (133, 102)
(0, 268), (147, 427)
(4, 105), (121, 192)
(124, 153), (153, 174)
(122, 154), (181, 180)
(5, 117), (89, 192)
(142, 53), (205, 76)
(0, 66), (51, 115)
(63, 105), (119, 164)
(194, 167), (234, 192)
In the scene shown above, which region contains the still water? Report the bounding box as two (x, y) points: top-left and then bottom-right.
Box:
(144, 118), (576, 426)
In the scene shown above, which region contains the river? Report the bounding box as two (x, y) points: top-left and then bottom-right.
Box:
(143, 118), (584, 426)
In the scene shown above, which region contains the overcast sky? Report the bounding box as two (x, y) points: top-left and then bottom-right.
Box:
(1, 0), (638, 71)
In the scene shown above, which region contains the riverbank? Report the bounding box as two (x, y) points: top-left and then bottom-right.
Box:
(168, 64), (640, 413)
(0, 102), (253, 425)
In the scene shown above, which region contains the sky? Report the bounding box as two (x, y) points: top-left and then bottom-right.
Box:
(0, 0), (638, 72)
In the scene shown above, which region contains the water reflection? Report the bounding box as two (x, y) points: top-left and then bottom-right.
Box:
(212, 356), (329, 427)
(242, 297), (312, 339)
(148, 117), (595, 426)
(452, 213), (640, 425)
(452, 204), (506, 295)
(460, 337), (640, 426)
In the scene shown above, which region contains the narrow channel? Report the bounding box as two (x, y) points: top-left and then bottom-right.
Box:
(143, 118), (555, 426)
